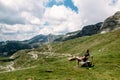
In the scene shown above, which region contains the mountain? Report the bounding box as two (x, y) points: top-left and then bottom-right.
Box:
(0, 34), (60, 56)
(23, 34), (62, 48)
(0, 41), (31, 56)
(100, 11), (120, 33)
(23, 34), (48, 48)
(54, 30), (81, 41)
(54, 22), (103, 41)
(78, 22), (103, 36)
(0, 35), (48, 56)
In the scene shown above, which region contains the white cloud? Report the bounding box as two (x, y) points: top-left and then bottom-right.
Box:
(0, 24), (40, 34)
(0, 24), (40, 41)
(72, 0), (120, 25)
(0, 0), (46, 25)
(44, 5), (68, 21)
(21, 11), (42, 25)
(42, 5), (82, 34)
(0, 0), (46, 41)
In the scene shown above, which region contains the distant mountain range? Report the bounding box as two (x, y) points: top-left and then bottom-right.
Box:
(0, 34), (60, 56)
(0, 11), (120, 56)
(0, 41), (31, 56)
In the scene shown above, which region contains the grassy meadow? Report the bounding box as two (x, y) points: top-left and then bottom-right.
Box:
(0, 29), (120, 80)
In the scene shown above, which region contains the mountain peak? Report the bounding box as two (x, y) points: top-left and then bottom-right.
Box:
(100, 11), (120, 33)
(115, 11), (120, 15)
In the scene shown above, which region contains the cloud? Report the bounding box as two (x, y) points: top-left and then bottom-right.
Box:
(0, 0), (47, 41)
(0, 0), (120, 41)
(0, 23), (40, 41)
(72, 0), (120, 25)
(0, 0), (46, 25)
(21, 11), (42, 25)
(41, 5), (82, 34)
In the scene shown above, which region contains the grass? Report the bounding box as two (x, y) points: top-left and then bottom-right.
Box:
(0, 55), (119, 80)
(0, 29), (120, 80)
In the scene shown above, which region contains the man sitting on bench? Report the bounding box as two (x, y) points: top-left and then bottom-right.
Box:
(76, 49), (90, 66)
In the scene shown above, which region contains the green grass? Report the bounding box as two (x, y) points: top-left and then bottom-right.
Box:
(0, 29), (120, 80)
(0, 55), (119, 80)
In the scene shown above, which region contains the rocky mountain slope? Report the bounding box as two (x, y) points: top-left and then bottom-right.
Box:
(100, 11), (120, 33)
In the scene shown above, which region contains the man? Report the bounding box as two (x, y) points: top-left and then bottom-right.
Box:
(76, 49), (90, 66)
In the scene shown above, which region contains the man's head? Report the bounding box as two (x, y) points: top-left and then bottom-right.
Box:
(86, 49), (89, 53)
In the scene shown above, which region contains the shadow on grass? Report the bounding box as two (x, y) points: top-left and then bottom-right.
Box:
(0, 56), (20, 62)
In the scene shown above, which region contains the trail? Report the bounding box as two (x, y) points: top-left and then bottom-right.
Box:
(0, 48), (72, 74)
(0, 65), (37, 74)
(6, 62), (15, 71)
(28, 51), (38, 60)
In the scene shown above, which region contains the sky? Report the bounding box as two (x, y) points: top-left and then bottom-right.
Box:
(0, 0), (120, 41)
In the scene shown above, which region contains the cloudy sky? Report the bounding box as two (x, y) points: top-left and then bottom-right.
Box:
(0, 0), (120, 41)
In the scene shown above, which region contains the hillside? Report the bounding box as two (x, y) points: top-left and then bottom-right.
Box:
(0, 29), (120, 80)
(38, 29), (120, 55)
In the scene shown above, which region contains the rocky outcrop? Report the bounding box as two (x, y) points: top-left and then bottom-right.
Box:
(78, 22), (103, 36)
(100, 11), (120, 33)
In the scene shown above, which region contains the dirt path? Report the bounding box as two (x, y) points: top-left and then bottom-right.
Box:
(0, 66), (37, 74)
(0, 51), (72, 74)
